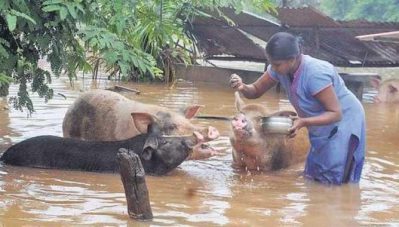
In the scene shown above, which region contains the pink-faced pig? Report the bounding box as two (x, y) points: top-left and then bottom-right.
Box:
(371, 78), (399, 103)
(62, 90), (220, 160)
(230, 92), (310, 171)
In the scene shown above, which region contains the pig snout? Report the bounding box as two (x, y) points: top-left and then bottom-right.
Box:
(189, 127), (220, 160)
(231, 115), (248, 130)
(183, 125), (221, 160)
(195, 126), (220, 142)
(231, 114), (252, 138)
(207, 126), (220, 140)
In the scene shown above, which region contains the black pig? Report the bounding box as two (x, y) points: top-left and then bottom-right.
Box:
(0, 113), (197, 175)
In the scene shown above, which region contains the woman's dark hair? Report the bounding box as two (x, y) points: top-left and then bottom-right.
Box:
(265, 32), (302, 61)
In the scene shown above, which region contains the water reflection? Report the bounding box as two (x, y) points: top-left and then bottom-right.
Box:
(0, 76), (398, 225)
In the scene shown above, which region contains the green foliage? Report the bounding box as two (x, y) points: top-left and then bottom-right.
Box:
(268, 0), (321, 8)
(83, 0), (274, 82)
(269, 0), (399, 22)
(320, 0), (399, 22)
(0, 73), (12, 96)
(346, 0), (399, 22)
(0, 0), (88, 112)
(0, 0), (273, 113)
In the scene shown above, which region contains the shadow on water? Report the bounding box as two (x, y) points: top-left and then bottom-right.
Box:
(0, 76), (398, 225)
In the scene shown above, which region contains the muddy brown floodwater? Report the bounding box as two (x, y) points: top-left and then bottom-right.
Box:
(0, 76), (398, 226)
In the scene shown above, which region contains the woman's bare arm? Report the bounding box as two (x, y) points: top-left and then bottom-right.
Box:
(290, 85), (342, 131)
(230, 71), (277, 99)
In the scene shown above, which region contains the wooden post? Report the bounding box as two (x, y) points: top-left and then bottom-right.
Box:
(117, 148), (153, 220)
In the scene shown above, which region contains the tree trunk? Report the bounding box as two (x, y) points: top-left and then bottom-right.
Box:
(117, 148), (153, 220)
(0, 83), (9, 97)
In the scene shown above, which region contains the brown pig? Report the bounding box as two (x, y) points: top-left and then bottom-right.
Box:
(371, 78), (399, 103)
(62, 90), (220, 160)
(230, 92), (310, 171)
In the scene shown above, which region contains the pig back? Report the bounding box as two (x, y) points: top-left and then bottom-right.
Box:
(62, 90), (140, 141)
(62, 90), (200, 142)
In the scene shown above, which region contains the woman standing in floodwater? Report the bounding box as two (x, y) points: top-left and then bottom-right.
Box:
(229, 32), (366, 185)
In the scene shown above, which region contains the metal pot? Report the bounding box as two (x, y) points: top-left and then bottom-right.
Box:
(261, 116), (293, 134)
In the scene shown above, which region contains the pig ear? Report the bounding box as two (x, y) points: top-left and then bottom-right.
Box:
(131, 112), (158, 133)
(235, 91), (245, 111)
(389, 84), (398, 94)
(370, 78), (381, 89)
(181, 105), (202, 119)
(142, 136), (158, 160)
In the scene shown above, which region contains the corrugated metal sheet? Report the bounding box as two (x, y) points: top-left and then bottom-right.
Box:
(188, 9), (267, 61)
(189, 6), (399, 67)
(219, 7), (282, 42)
(273, 7), (399, 67)
(276, 7), (341, 28)
(189, 24), (267, 60)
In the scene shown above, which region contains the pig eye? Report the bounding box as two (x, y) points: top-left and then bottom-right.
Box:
(163, 123), (177, 133)
(160, 139), (168, 145)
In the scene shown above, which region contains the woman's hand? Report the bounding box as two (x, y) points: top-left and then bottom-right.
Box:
(229, 74), (244, 90)
(288, 116), (306, 138)
(287, 85), (342, 136)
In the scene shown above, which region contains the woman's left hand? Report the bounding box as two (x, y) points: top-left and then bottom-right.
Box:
(288, 116), (306, 138)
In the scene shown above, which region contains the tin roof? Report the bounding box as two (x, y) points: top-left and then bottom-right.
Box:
(188, 8), (271, 61)
(188, 23), (267, 61)
(276, 7), (341, 28)
(189, 7), (399, 67)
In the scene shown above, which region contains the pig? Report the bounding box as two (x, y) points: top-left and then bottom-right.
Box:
(0, 113), (197, 175)
(371, 78), (399, 103)
(230, 92), (310, 171)
(62, 90), (220, 160)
